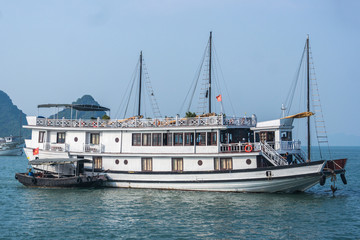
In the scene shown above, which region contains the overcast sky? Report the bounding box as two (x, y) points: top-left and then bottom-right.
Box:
(0, 0), (359, 145)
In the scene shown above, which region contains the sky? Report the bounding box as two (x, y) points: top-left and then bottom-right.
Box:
(0, 0), (359, 146)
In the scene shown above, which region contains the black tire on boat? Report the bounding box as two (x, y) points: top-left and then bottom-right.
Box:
(15, 175), (18, 180)
(32, 177), (37, 185)
(77, 177), (82, 184)
(87, 176), (92, 182)
(341, 173), (347, 185)
(97, 179), (104, 186)
(320, 175), (326, 186)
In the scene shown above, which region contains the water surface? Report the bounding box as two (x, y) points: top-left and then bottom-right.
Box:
(1, 147), (359, 239)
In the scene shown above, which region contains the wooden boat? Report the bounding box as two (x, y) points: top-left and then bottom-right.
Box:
(15, 173), (106, 188)
(15, 158), (107, 188)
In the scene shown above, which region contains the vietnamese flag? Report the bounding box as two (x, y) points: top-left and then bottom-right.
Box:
(216, 94), (222, 102)
(33, 148), (39, 155)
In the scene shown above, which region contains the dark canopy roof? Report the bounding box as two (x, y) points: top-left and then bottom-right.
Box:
(30, 158), (92, 165)
(37, 104), (110, 112)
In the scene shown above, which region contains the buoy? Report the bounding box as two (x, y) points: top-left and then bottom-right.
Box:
(320, 175), (326, 186)
(340, 173), (347, 185)
(244, 144), (253, 153)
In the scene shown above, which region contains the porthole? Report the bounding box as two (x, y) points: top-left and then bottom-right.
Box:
(115, 159), (119, 165)
(124, 160), (128, 165)
(74, 137), (78, 142)
(198, 160), (203, 166)
(246, 159), (252, 165)
(115, 137), (119, 143)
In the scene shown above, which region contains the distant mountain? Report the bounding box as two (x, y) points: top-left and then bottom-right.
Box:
(48, 95), (108, 119)
(0, 90), (30, 139)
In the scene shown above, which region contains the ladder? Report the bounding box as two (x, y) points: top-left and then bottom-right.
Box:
(260, 142), (288, 166)
(308, 47), (331, 160)
(142, 60), (162, 119)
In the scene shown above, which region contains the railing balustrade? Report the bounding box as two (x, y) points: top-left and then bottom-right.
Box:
(84, 144), (104, 153)
(220, 142), (260, 153)
(35, 115), (256, 129)
(44, 142), (69, 152)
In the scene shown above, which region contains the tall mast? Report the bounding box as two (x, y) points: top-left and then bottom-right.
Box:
(306, 35), (311, 161)
(208, 31), (212, 113)
(138, 51), (143, 116)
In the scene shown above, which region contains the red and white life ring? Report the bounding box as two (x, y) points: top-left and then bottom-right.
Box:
(244, 144), (253, 152)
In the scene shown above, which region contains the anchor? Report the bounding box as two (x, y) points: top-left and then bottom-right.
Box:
(330, 173), (337, 196)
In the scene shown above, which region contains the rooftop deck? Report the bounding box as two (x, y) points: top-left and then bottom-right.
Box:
(28, 115), (257, 129)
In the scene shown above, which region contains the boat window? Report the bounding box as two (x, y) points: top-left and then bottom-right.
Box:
(132, 133), (141, 146)
(142, 158), (152, 171)
(172, 158), (183, 171)
(255, 132), (260, 142)
(163, 133), (172, 146)
(184, 133), (194, 146)
(207, 132), (217, 146)
(94, 157), (102, 170)
(196, 132), (206, 145)
(142, 133), (151, 146)
(90, 133), (100, 145)
(214, 157), (232, 170)
(152, 133), (162, 146)
(174, 133), (183, 146)
(281, 131), (292, 141)
(260, 131), (275, 143)
(38, 131), (45, 143)
(56, 132), (65, 144)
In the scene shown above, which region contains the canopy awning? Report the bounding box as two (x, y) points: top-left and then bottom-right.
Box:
(282, 111), (314, 119)
(37, 104), (110, 112)
(30, 158), (92, 165)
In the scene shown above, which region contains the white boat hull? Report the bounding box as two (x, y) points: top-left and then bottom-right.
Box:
(90, 161), (325, 193)
(0, 148), (23, 156)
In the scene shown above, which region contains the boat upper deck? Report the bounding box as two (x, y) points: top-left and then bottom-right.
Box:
(26, 115), (257, 130)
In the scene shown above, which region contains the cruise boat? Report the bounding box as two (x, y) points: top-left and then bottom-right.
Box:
(0, 136), (22, 156)
(19, 34), (347, 192)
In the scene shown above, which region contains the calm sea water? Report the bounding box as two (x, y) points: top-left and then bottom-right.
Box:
(0, 147), (359, 240)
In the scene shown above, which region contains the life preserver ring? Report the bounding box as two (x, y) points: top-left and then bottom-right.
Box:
(92, 122), (97, 128)
(244, 144), (253, 152)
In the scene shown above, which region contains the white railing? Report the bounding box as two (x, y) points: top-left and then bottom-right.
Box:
(274, 141), (301, 151)
(260, 142), (288, 166)
(220, 142), (261, 153)
(34, 115), (256, 129)
(44, 142), (69, 152)
(84, 144), (104, 153)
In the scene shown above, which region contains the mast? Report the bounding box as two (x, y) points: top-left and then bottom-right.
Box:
(208, 31), (212, 113)
(306, 35), (311, 161)
(138, 51), (142, 116)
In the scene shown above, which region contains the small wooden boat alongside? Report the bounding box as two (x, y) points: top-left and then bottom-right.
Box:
(15, 158), (107, 188)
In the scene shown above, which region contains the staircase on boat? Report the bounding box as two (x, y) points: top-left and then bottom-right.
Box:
(260, 142), (288, 166)
(293, 149), (307, 163)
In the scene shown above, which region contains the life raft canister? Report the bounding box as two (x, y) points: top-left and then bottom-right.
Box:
(244, 144), (253, 152)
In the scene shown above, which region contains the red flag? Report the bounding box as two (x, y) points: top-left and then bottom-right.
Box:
(216, 94), (222, 102)
(33, 148), (39, 155)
